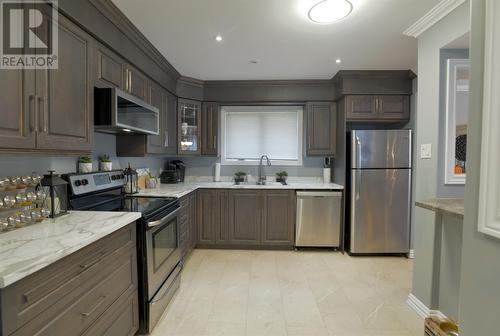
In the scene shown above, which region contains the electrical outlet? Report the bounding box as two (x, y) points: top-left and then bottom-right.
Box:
(420, 144), (432, 159)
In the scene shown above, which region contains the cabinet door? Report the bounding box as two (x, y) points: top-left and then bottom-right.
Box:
(261, 191), (295, 246)
(0, 69), (36, 149)
(216, 190), (229, 244)
(201, 102), (219, 156)
(197, 189), (216, 244)
(189, 191), (198, 252)
(164, 91), (178, 154)
(306, 102), (336, 156)
(35, 12), (93, 151)
(377, 95), (410, 120)
(125, 65), (149, 102)
(147, 82), (167, 153)
(95, 44), (125, 89)
(345, 95), (378, 120)
(228, 190), (261, 245)
(178, 99), (201, 155)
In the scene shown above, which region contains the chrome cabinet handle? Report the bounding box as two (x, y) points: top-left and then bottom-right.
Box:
(375, 98), (379, 112)
(29, 95), (36, 132)
(38, 97), (46, 133)
(213, 135), (217, 149)
(379, 98), (383, 112)
(81, 295), (107, 317)
(164, 130), (169, 147)
(356, 136), (362, 167)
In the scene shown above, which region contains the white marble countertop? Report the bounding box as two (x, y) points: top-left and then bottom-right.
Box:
(0, 211), (142, 288)
(137, 181), (344, 198)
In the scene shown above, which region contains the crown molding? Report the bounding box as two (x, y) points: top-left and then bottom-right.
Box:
(403, 0), (467, 38)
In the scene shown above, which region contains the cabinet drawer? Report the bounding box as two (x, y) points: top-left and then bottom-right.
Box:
(11, 246), (137, 336)
(81, 291), (138, 336)
(1, 224), (136, 336)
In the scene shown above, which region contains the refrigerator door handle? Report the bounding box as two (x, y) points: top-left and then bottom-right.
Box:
(356, 136), (362, 168)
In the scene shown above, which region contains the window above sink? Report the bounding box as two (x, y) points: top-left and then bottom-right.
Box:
(220, 106), (303, 166)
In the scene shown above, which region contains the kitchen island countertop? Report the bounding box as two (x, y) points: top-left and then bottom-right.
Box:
(0, 211), (141, 288)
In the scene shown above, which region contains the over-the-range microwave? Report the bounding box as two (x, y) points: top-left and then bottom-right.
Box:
(94, 87), (160, 135)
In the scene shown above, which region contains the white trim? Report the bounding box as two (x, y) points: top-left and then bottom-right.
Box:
(403, 0), (467, 38)
(444, 59), (469, 185)
(478, 0), (500, 239)
(407, 293), (448, 320)
(408, 249), (415, 259)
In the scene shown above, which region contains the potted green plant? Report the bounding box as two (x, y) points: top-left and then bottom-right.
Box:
(234, 171), (247, 184)
(99, 154), (113, 171)
(78, 156), (93, 173)
(276, 171), (288, 184)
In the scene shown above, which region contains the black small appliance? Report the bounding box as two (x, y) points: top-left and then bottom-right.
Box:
(160, 160), (186, 184)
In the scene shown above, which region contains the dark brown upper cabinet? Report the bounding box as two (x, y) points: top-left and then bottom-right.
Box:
(125, 65), (150, 102)
(306, 102), (337, 157)
(178, 98), (202, 155)
(344, 95), (410, 122)
(95, 44), (125, 89)
(201, 102), (219, 156)
(0, 69), (36, 150)
(146, 82), (167, 153)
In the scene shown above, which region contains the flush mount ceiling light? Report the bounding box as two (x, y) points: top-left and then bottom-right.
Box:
(215, 35), (223, 42)
(336, 59), (342, 64)
(308, 0), (353, 24)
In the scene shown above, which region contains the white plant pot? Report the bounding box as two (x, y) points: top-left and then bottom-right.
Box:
(79, 162), (93, 173)
(100, 162), (112, 171)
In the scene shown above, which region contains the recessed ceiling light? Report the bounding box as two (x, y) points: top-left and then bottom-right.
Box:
(215, 35), (223, 42)
(308, 0), (353, 24)
(123, 128), (132, 132)
(336, 59), (342, 64)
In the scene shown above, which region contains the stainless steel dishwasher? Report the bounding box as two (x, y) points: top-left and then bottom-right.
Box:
(295, 191), (342, 247)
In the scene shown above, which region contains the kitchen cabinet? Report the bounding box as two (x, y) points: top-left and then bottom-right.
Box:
(179, 191), (198, 259)
(261, 190), (295, 246)
(124, 65), (150, 102)
(344, 95), (410, 122)
(228, 190), (261, 245)
(0, 9), (93, 153)
(178, 98), (202, 155)
(0, 69), (36, 149)
(201, 102), (219, 156)
(197, 189), (217, 244)
(197, 189), (295, 248)
(0, 223), (138, 336)
(306, 102), (337, 157)
(95, 44), (125, 89)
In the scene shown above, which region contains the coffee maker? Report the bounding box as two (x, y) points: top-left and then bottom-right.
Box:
(160, 160), (186, 184)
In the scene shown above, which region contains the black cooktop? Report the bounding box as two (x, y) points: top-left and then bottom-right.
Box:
(123, 196), (178, 219)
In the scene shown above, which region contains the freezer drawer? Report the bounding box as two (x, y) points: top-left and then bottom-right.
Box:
(350, 169), (411, 253)
(295, 191), (342, 247)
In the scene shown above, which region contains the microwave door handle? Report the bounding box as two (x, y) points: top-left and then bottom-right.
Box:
(148, 207), (180, 228)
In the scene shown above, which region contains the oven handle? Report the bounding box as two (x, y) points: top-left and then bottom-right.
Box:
(147, 207), (180, 228)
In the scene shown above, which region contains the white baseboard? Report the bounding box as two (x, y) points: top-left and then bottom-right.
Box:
(407, 293), (447, 320)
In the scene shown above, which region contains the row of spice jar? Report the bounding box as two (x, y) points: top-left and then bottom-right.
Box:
(0, 208), (51, 232)
(0, 175), (42, 192)
(0, 190), (47, 209)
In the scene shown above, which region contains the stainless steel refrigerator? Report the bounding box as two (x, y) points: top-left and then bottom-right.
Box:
(348, 129), (412, 254)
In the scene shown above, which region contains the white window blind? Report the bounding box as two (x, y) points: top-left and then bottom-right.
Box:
(221, 106), (303, 165)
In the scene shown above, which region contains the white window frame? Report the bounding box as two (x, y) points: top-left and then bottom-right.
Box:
(220, 106), (303, 166)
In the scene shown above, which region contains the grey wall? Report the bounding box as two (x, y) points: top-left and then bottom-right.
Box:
(411, 1), (470, 310)
(437, 49), (469, 198)
(0, 132), (325, 179)
(459, 0), (500, 334)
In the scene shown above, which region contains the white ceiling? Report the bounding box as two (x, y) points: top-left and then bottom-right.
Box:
(112, 0), (440, 80)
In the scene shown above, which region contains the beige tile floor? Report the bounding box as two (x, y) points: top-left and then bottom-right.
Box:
(151, 249), (424, 336)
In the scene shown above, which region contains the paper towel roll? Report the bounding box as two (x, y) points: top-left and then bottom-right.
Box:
(323, 168), (331, 184)
(214, 163), (221, 182)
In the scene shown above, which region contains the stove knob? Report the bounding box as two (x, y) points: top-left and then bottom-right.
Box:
(74, 180), (81, 187)
(120, 174), (125, 179)
(81, 179), (89, 186)
(111, 175), (117, 180)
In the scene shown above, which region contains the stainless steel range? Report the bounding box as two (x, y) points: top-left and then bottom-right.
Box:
(63, 170), (181, 334)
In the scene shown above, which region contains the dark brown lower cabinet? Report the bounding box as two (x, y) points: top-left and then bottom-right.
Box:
(0, 223), (139, 336)
(179, 191), (197, 259)
(197, 189), (295, 248)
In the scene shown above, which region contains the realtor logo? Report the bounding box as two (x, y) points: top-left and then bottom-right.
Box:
(0, 0), (58, 69)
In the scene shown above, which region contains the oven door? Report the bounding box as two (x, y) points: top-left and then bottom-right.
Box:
(146, 207), (181, 299)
